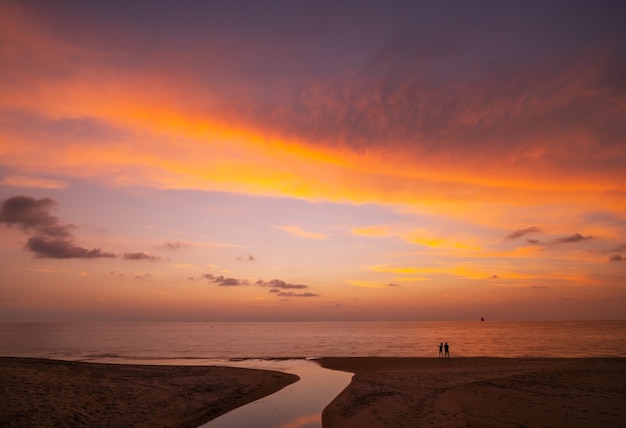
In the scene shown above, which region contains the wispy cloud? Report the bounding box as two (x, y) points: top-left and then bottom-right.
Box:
(348, 280), (392, 288)
(0, 175), (68, 189)
(256, 279), (309, 289)
(111, 271), (153, 280)
(273, 224), (327, 240)
(162, 241), (189, 250)
(504, 226), (542, 240)
(277, 291), (318, 298)
(351, 225), (391, 238)
(405, 229), (481, 250)
(525, 233), (595, 247)
(26, 236), (116, 259)
(201, 274), (319, 297)
(203, 274), (250, 286)
(122, 252), (161, 261)
(552, 233), (594, 244)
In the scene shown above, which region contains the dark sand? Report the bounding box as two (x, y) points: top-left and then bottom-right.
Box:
(316, 357), (626, 427)
(2, 357), (625, 427)
(0, 357), (298, 427)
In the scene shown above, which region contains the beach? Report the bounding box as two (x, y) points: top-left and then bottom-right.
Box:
(1, 357), (625, 427)
(0, 357), (298, 427)
(317, 357), (626, 427)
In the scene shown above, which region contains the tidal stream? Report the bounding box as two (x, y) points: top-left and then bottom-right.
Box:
(200, 359), (352, 428)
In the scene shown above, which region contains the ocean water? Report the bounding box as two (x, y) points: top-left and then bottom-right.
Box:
(1, 320), (624, 361)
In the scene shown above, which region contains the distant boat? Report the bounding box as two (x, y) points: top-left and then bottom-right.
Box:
(481, 317), (485, 321)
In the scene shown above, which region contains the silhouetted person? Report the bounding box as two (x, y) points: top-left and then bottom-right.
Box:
(444, 342), (449, 357)
(438, 342), (443, 357)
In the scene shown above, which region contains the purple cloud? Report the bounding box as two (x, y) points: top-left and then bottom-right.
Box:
(504, 226), (542, 240)
(0, 195), (59, 231)
(123, 252), (161, 261)
(256, 279), (309, 289)
(26, 236), (116, 259)
(552, 233), (594, 244)
(277, 291), (319, 298)
(526, 233), (594, 247)
(1, 196), (116, 259)
(1, 195), (165, 260)
(162, 241), (188, 250)
(203, 274), (249, 286)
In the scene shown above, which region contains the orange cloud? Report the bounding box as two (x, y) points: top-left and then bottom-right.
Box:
(0, 176), (68, 189)
(1, 1), (625, 243)
(351, 225), (391, 238)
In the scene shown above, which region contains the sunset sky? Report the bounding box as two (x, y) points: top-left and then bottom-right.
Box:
(1, 0), (625, 321)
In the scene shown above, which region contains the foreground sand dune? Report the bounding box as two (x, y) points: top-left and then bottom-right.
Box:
(317, 357), (626, 427)
(0, 357), (298, 427)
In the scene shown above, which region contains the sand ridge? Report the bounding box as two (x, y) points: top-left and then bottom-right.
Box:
(316, 357), (626, 427)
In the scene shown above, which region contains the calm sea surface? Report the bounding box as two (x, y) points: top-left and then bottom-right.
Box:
(1, 320), (624, 361)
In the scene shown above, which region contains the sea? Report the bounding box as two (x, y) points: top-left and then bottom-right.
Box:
(1, 320), (624, 361)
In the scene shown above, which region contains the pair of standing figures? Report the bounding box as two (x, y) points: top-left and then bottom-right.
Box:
(438, 342), (450, 357)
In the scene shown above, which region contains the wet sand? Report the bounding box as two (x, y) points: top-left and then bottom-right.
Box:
(0, 357), (298, 427)
(316, 357), (626, 427)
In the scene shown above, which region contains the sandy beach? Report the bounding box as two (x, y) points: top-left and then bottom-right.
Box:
(317, 357), (626, 427)
(0, 357), (298, 427)
(2, 357), (625, 427)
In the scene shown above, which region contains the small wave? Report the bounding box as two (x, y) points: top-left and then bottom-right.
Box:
(83, 353), (123, 359)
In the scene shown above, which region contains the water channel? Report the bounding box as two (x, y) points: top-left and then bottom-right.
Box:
(200, 359), (353, 428)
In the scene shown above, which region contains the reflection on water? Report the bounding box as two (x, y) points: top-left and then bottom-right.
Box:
(200, 359), (352, 428)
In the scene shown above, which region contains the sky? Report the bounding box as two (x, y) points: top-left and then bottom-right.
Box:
(1, 0), (625, 321)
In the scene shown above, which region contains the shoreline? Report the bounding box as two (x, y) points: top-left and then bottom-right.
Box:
(1, 357), (625, 427)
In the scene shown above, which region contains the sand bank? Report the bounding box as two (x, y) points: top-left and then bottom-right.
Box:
(316, 357), (626, 427)
(0, 357), (298, 427)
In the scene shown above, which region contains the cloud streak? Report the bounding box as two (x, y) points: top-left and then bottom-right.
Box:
(277, 291), (319, 298)
(524, 233), (595, 247)
(201, 274), (319, 297)
(256, 279), (309, 290)
(504, 227), (542, 241)
(552, 234), (594, 244)
(122, 252), (161, 261)
(203, 274), (250, 286)
(273, 225), (327, 240)
(162, 241), (189, 250)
